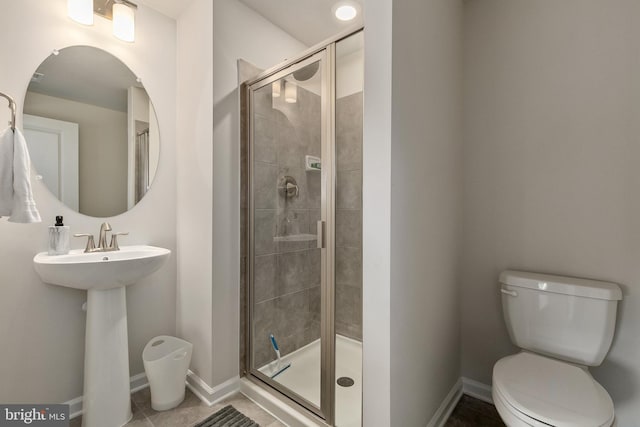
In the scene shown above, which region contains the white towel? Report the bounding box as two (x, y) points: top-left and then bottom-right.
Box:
(0, 127), (41, 223)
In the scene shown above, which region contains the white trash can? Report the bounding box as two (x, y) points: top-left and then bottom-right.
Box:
(143, 335), (193, 411)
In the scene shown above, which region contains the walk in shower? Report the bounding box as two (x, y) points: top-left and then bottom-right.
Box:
(242, 30), (363, 426)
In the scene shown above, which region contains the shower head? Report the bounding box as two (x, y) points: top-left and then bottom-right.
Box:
(293, 62), (319, 81)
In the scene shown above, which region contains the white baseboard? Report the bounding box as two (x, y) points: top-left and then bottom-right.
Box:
(186, 370), (240, 407)
(130, 372), (150, 393)
(65, 372), (150, 420)
(462, 377), (493, 404)
(66, 396), (84, 420)
(65, 371), (242, 420)
(426, 378), (463, 427)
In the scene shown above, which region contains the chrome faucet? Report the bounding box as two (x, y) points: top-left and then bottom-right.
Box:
(97, 222), (112, 250)
(74, 222), (128, 253)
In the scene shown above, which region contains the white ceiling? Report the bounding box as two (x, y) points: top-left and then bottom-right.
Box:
(27, 1), (363, 111)
(134, 1), (363, 46)
(135, 0), (195, 19)
(28, 46), (142, 112)
(239, 0), (364, 47)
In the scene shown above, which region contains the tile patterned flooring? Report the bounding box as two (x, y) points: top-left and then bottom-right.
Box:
(445, 394), (505, 427)
(69, 388), (286, 427)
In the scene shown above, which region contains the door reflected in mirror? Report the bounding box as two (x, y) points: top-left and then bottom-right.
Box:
(23, 46), (160, 217)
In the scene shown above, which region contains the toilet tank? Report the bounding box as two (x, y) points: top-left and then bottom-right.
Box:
(499, 270), (622, 366)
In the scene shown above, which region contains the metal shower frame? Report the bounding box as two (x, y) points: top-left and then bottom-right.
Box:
(242, 26), (363, 426)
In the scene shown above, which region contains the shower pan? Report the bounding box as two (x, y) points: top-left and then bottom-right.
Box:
(242, 29), (363, 426)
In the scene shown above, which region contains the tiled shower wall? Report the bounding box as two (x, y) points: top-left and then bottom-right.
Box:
(335, 92), (363, 341)
(249, 85), (363, 368)
(252, 85), (322, 367)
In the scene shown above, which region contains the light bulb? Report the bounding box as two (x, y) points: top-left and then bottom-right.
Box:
(334, 4), (357, 21)
(272, 81), (281, 98)
(284, 81), (297, 104)
(68, 0), (93, 25)
(113, 2), (135, 42)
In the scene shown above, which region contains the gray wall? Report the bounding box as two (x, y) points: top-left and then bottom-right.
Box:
(389, 0), (463, 425)
(179, 0), (307, 387)
(252, 85), (322, 367)
(462, 1), (640, 425)
(336, 92), (363, 341)
(362, 0), (464, 425)
(176, 0), (215, 386)
(24, 92), (128, 217)
(251, 89), (364, 366)
(362, 0), (393, 423)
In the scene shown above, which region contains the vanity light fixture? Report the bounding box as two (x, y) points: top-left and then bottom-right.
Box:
(68, 0), (94, 25)
(332, 1), (359, 22)
(67, 0), (137, 43)
(272, 81), (281, 98)
(284, 81), (297, 104)
(112, 0), (137, 42)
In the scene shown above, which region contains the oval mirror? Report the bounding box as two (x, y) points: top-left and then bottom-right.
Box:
(23, 46), (160, 217)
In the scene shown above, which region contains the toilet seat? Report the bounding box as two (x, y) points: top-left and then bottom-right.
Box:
(493, 384), (553, 427)
(492, 352), (614, 427)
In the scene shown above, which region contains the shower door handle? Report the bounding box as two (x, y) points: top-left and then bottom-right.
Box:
(317, 220), (325, 249)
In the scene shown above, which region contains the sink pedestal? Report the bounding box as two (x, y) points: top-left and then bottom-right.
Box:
(82, 287), (132, 427)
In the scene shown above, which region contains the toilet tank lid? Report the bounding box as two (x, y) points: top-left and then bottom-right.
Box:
(499, 270), (622, 301)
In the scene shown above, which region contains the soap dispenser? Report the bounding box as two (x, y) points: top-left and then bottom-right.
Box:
(48, 216), (70, 255)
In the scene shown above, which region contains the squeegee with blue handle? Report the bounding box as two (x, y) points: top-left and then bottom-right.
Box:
(269, 334), (291, 379)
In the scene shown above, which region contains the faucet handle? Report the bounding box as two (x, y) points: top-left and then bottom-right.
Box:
(109, 232), (129, 251)
(74, 234), (96, 253)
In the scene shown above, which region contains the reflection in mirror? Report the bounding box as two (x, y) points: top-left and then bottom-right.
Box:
(23, 46), (159, 217)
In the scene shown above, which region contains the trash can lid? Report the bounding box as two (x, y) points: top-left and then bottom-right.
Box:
(143, 335), (192, 362)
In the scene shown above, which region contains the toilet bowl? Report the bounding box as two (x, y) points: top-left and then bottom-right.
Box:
(494, 270), (622, 427)
(492, 352), (614, 427)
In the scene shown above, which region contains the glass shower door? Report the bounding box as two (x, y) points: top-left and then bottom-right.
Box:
(334, 30), (364, 427)
(248, 51), (332, 419)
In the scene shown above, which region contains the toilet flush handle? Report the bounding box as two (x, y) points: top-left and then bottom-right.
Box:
(500, 288), (518, 297)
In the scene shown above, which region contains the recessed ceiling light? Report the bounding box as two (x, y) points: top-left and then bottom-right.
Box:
(333, 2), (358, 22)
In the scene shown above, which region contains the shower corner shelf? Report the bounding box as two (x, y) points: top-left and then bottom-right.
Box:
(273, 233), (317, 242)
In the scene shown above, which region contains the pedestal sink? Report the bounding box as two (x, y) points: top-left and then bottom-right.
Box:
(33, 245), (171, 427)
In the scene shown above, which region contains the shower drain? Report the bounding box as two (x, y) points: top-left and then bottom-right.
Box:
(337, 377), (355, 387)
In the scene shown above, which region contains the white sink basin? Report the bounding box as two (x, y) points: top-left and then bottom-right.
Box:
(33, 244), (170, 427)
(33, 245), (170, 290)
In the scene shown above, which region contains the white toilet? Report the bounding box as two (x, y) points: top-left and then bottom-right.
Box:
(493, 270), (622, 427)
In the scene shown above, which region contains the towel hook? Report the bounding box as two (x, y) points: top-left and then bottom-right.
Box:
(0, 91), (16, 130)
